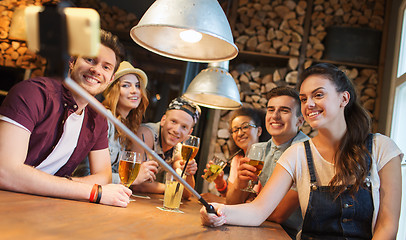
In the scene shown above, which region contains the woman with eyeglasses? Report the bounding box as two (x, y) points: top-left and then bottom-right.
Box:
(201, 107), (268, 203)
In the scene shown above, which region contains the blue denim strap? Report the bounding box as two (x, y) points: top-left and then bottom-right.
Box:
(365, 133), (373, 175)
(304, 140), (317, 185)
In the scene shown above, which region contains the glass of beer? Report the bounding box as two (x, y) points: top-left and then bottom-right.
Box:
(241, 145), (265, 193)
(181, 135), (200, 163)
(118, 151), (143, 188)
(203, 155), (227, 182)
(163, 170), (184, 211)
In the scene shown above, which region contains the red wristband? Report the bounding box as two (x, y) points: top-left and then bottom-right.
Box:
(89, 184), (98, 203)
(215, 179), (227, 192)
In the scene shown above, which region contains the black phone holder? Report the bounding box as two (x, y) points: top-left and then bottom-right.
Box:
(37, 1), (71, 79)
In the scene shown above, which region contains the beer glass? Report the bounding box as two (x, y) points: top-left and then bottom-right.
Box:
(118, 151), (143, 188)
(241, 145), (265, 193)
(163, 171), (184, 211)
(203, 155), (227, 182)
(181, 135), (200, 164)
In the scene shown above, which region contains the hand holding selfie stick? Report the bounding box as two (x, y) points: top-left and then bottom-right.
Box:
(64, 78), (218, 216)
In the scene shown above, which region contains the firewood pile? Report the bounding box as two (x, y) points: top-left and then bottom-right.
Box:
(233, 0), (307, 56)
(1, 0), (139, 80)
(308, 0), (386, 60)
(0, 0), (49, 78)
(73, 0), (139, 32)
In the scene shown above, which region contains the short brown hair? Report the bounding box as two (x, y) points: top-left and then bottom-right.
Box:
(267, 86), (302, 117)
(100, 29), (125, 72)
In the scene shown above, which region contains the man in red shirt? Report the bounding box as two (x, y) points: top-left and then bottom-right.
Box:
(0, 30), (131, 207)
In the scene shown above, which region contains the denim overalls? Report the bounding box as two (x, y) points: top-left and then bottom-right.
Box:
(301, 134), (374, 240)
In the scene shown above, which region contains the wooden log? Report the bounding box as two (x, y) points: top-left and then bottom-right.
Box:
(239, 74), (250, 83)
(363, 99), (375, 111)
(279, 45), (290, 55)
(267, 28), (276, 41)
(246, 36), (258, 51)
(236, 35), (249, 45)
(272, 40), (283, 49)
(288, 57), (299, 70)
(273, 70), (281, 82)
(11, 51), (19, 60)
(274, 5), (290, 18)
(249, 82), (260, 91)
(262, 74), (273, 84)
(251, 71), (261, 79)
(363, 88), (377, 98)
(285, 71), (298, 84)
(265, 82), (277, 92)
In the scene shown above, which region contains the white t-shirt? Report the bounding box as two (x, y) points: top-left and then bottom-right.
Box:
(278, 133), (403, 230)
(1, 112), (85, 175)
(35, 112), (85, 175)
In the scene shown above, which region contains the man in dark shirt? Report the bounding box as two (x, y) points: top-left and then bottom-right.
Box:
(0, 30), (131, 207)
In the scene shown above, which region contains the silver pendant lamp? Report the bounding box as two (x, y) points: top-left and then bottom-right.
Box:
(130, 0), (238, 62)
(183, 61), (242, 110)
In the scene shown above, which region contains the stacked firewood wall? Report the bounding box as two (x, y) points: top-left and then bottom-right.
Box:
(307, 0), (385, 60)
(73, 0), (139, 32)
(1, 0), (139, 81)
(234, 0), (307, 57)
(0, 0), (51, 78)
(214, 0), (384, 160)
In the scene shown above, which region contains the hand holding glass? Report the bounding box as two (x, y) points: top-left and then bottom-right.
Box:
(118, 151), (143, 188)
(241, 145), (264, 193)
(173, 135), (200, 197)
(181, 135), (200, 164)
(179, 135), (200, 179)
(203, 155), (227, 182)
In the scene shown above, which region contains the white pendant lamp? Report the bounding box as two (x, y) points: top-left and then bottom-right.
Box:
(183, 61), (242, 110)
(130, 0), (238, 62)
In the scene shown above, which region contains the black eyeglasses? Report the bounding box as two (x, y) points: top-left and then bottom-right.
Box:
(230, 122), (257, 135)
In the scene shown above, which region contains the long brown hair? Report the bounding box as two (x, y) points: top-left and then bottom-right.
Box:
(299, 63), (372, 197)
(102, 73), (149, 149)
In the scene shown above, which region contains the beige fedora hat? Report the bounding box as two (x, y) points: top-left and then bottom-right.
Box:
(113, 61), (148, 88)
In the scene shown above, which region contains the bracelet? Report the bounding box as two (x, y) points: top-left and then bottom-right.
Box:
(64, 175), (73, 180)
(89, 184), (98, 203)
(215, 179), (228, 193)
(95, 185), (102, 204)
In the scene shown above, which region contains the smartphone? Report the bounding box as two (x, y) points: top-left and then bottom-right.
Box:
(25, 6), (100, 57)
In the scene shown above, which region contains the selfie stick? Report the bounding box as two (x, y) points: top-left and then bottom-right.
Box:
(32, 0), (216, 215)
(64, 77), (217, 215)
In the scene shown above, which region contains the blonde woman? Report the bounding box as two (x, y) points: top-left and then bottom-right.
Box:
(75, 61), (158, 186)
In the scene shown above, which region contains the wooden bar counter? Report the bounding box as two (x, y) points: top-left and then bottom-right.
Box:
(0, 190), (290, 239)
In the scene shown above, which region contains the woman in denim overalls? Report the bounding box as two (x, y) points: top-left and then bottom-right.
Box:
(200, 63), (403, 240)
